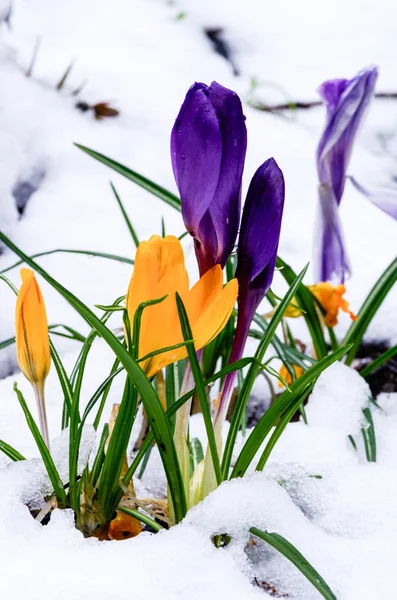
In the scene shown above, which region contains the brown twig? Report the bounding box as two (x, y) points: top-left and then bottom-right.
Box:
(251, 92), (397, 113)
(26, 36), (41, 78)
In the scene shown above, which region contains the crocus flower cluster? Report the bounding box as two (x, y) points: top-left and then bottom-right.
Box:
(172, 82), (285, 497)
(315, 66), (378, 283)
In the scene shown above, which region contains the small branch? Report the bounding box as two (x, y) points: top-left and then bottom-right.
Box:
(251, 91), (397, 113)
(26, 36), (41, 78)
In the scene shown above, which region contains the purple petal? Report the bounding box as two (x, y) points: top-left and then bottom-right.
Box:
(349, 176), (397, 220)
(203, 82), (247, 269)
(171, 82), (223, 236)
(317, 79), (349, 115)
(317, 66), (378, 203)
(236, 158), (285, 308)
(314, 183), (351, 283)
(171, 81), (247, 274)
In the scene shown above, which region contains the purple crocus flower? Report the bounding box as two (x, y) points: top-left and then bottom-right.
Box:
(171, 81), (247, 275)
(315, 66), (378, 283)
(215, 158), (285, 422)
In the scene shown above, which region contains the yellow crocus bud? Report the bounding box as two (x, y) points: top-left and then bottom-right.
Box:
(309, 282), (357, 328)
(15, 268), (51, 447)
(278, 364), (304, 388)
(126, 235), (238, 378)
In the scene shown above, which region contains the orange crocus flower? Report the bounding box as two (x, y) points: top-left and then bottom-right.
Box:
(309, 282), (357, 328)
(15, 268), (51, 446)
(126, 235), (238, 378)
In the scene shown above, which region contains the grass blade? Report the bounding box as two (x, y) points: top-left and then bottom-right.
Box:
(118, 507), (164, 532)
(75, 144), (181, 212)
(1, 248), (134, 274)
(175, 293), (222, 486)
(255, 384), (315, 470)
(343, 258), (397, 365)
(250, 527), (337, 600)
(359, 344), (397, 378)
(110, 182), (140, 248)
(0, 440), (26, 461)
(361, 407), (376, 462)
(276, 257), (328, 359)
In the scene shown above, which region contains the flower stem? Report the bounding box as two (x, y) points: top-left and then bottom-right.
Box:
(33, 382), (50, 450)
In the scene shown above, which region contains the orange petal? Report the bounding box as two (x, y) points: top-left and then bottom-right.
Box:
(108, 510), (142, 540)
(15, 269), (50, 385)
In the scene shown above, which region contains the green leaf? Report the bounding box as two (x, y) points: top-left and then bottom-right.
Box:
(361, 407), (376, 462)
(0, 230), (187, 524)
(1, 248), (134, 274)
(250, 527), (337, 600)
(343, 258), (397, 365)
(189, 437), (204, 475)
(231, 344), (350, 479)
(118, 507), (164, 532)
(276, 257), (328, 359)
(222, 264), (309, 478)
(0, 439), (26, 462)
(359, 344), (397, 378)
(89, 424), (109, 487)
(110, 182), (140, 248)
(255, 385), (314, 470)
(49, 339), (73, 428)
(13, 383), (67, 505)
(175, 292), (222, 486)
(75, 144), (181, 212)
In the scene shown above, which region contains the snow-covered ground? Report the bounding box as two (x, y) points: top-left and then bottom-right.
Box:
(0, 0), (396, 598)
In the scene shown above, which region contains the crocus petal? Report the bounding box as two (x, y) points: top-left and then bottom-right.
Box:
(172, 81), (247, 274)
(349, 176), (397, 220)
(15, 268), (50, 385)
(309, 282), (356, 327)
(317, 66), (378, 203)
(171, 83), (223, 235)
(126, 235), (238, 378)
(314, 183), (351, 283)
(144, 277), (238, 378)
(236, 158), (285, 305)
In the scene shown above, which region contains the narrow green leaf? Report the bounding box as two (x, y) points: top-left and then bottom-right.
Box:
(75, 144), (181, 212)
(175, 292), (222, 486)
(250, 527), (337, 600)
(361, 407), (376, 462)
(343, 258), (397, 365)
(13, 383), (67, 505)
(49, 339), (73, 427)
(360, 345), (397, 378)
(110, 182), (140, 248)
(256, 385), (315, 470)
(1, 248), (134, 274)
(89, 423), (109, 487)
(0, 439), (26, 461)
(276, 257), (328, 359)
(118, 507), (164, 532)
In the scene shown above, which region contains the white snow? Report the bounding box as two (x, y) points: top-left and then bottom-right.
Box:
(0, 0), (397, 598)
